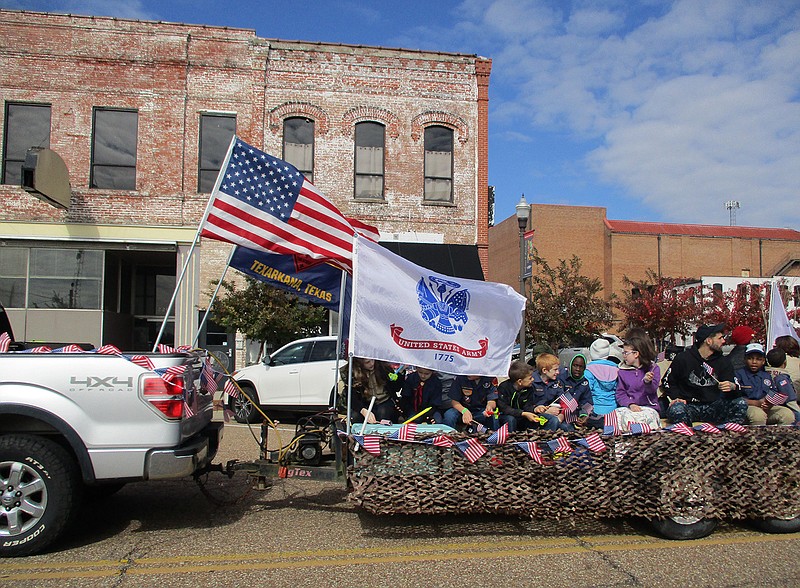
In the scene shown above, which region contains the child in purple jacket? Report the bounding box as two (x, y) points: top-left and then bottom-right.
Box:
(616, 329), (662, 430)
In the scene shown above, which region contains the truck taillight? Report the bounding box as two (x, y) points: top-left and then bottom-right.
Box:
(142, 376), (184, 420)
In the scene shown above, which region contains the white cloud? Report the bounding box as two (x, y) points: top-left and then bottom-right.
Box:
(460, 0), (800, 227)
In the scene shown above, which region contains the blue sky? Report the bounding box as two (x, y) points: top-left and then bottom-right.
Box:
(4, 0), (799, 229)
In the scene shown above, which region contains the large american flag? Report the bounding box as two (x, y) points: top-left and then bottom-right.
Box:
(200, 138), (361, 271)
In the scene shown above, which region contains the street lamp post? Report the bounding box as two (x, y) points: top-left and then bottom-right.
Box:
(515, 194), (530, 358)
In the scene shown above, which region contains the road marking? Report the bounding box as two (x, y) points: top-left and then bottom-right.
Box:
(2, 531), (799, 580)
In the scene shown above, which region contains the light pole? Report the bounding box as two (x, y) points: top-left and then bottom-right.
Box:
(515, 194), (530, 357)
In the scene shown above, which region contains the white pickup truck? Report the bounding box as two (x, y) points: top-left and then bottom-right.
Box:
(0, 305), (222, 556)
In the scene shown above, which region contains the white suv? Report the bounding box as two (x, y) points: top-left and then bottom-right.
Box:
(227, 336), (342, 423)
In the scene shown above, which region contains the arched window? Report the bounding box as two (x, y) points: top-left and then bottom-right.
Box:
(423, 125), (453, 202)
(283, 117), (314, 181)
(354, 121), (384, 199)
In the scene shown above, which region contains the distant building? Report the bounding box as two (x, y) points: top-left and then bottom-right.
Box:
(0, 10), (491, 365)
(489, 203), (800, 330)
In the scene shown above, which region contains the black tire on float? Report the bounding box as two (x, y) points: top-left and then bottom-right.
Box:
(0, 434), (82, 557)
(751, 516), (800, 534)
(229, 383), (260, 424)
(650, 516), (719, 540)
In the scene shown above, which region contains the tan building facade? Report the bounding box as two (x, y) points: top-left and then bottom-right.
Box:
(489, 203), (800, 329)
(0, 10), (491, 361)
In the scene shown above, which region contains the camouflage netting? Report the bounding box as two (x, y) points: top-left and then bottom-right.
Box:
(347, 428), (800, 521)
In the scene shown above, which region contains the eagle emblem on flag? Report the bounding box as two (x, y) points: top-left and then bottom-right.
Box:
(416, 276), (470, 334)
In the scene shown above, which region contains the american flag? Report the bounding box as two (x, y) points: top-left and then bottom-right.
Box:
(200, 138), (360, 271)
(52, 344), (84, 353)
(352, 435), (382, 456)
(701, 362), (719, 382)
(547, 437), (573, 454)
(516, 441), (544, 464)
(486, 423), (509, 445)
(183, 401), (194, 417)
(667, 422), (695, 436)
(472, 421), (488, 434)
(721, 422), (747, 433)
(423, 435), (455, 448)
(627, 422), (652, 435)
(388, 424), (417, 441)
(156, 344), (176, 353)
(694, 422), (721, 434)
(603, 411), (620, 436)
(201, 359), (219, 393)
(557, 392), (579, 414)
(95, 344), (122, 355)
(455, 438), (487, 463)
(26, 346), (52, 353)
(154, 364), (187, 383)
(766, 391), (789, 406)
(576, 432), (607, 453)
(224, 378), (240, 399)
(0, 332), (10, 352)
(127, 354), (155, 370)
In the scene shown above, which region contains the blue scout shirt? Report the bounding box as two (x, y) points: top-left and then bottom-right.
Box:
(449, 375), (498, 411)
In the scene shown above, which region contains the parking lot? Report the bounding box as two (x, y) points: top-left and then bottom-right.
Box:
(2, 415), (800, 587)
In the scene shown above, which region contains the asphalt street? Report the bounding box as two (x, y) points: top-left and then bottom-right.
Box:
(2, 416), (799, 587)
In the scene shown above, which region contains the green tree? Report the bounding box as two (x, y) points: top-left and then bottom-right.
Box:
(209, 276), (327, 358)
(525, 250), (614, 350)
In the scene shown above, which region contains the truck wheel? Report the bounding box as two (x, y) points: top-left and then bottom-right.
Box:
(650, 516), (719, 540)
(652, 468), (718, 540)
(751, 516), (800, 534)
(0, 435), (82, 557)
(229, 384), (260, 424)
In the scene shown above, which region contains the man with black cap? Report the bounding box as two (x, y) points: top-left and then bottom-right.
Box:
(662, 323), (748, 425)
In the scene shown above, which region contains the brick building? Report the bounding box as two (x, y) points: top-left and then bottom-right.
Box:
(0, 10), (491, 363)
(489, 203), (800, 330)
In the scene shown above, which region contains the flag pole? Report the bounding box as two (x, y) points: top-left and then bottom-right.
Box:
(346, 236), (360, 435)
(153, 135), (238, 351)
(192, 247), (236, 347)
(331, 269), (348, 412)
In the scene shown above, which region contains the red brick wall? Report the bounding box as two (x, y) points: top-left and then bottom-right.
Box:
(0, 10), (488, 299)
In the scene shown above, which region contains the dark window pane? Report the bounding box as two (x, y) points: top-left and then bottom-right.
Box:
(356, 122), (384, 148)
(272, 342), (309, 365)
(309, 340), (336, 362)
(134, 266), (175, 316)
(3, 103), (51, 184)
(91, 166), (136, 191)
(198, 114), (236, 193)
(284, 117), (314, 145)
(424, 126), (453, 153)
(91, 108), (138, 189)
